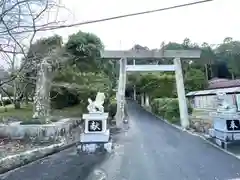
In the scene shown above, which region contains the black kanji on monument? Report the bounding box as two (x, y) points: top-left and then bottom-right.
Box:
(88, 120), (103, 132)
(226, 120), (240, 131)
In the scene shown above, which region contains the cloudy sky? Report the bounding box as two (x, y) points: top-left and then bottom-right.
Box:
(1, 0), (239, 68)
(51, 0), (240, 50)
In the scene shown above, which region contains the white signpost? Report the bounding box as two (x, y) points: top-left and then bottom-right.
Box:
(77, 92), (112, 153)
(101, 49), (201, 129)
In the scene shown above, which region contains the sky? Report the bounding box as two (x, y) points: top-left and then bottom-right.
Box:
(1, 0), (240, 68)
(50, 0), (240, 50)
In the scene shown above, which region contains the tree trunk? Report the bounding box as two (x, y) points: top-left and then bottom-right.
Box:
(0, 93), (7, 112)
(24, 87), (29, 105)
(13, 79), (20, 109)
(14, 100), (21, 109)
(205, 64), (209, 81)
(33, 58), (53, 123)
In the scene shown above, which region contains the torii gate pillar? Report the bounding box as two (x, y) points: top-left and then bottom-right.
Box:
(174, 57), (189, 128)
(116, 58), (127, 127)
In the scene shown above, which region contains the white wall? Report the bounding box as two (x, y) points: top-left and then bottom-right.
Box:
(193, 94), (236, 110)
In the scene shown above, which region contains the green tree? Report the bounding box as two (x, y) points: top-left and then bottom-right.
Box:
(127, 39), (209, 100)
(18, 35), (63, 107)
(184, 68), (207, 92)
(52, 31), (114, 110)
(65, 31), (104, 72)
(164, 39), (208, 92)
(216, 37), (240, 79)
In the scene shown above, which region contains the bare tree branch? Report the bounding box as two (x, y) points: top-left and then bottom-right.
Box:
(0, 0), (66, 87)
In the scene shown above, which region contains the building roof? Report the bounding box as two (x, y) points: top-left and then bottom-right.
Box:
(208, 78), (240, 89)
(186, 87), (240, 97)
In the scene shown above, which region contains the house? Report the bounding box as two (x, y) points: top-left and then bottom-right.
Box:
(186, 78), (240, 111)
(186, 78), (240, 132)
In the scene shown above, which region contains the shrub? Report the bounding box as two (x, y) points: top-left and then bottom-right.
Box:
(0, 98), (12, 106)
(108, 103), (117, 119)
(108, 96), (117, 119)
(151, 98), (192, 124)
(50, 88), (79, 109)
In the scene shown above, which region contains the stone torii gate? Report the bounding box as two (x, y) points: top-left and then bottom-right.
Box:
(102, 49), (201, 129)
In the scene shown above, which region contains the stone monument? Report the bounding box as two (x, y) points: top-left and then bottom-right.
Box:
(209, 92), (240, 149)
(77, 92), (112, 153)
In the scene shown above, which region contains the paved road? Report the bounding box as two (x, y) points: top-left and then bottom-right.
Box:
(87, 102), (240, 180)
(0, 147), (106, 180)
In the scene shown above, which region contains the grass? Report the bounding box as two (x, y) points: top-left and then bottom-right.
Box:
(0, 104), (33, 121)
(52, 104), (83, 118)
(0, 103), (83, 123)
(191, 108), (213, 117)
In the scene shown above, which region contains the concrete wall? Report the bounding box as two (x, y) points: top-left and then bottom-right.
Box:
(0, 118), (81, 141)
(192, 94), (236, 110)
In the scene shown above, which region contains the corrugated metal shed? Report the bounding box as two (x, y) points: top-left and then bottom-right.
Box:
(186, 87), (240, 97)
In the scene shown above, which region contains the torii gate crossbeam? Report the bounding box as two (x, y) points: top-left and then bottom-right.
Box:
(126, 65), (175, 72)
(101, 49), (201, 129)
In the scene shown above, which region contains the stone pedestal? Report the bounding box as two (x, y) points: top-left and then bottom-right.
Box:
(209, 92), (240, 149)
(81, 113), (109, 142)
(77, 112), (112, 153)
(80, 129), (110, 143)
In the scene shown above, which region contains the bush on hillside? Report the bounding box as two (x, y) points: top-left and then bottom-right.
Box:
(151, 98), (192, 124)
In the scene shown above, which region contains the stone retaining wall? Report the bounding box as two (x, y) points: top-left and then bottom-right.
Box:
(0, 118), (82, 142)
(189, 109), (214, 133)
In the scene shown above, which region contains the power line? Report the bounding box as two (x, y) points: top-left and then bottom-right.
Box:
(0, 0), (214, 35)
(38, 0), (214, 31)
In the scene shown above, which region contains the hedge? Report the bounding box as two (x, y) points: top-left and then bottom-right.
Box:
(151, 98), (192, 124)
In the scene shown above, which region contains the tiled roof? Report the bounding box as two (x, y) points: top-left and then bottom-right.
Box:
(186, 87), (240, 96)
(208, 78), (240, 89)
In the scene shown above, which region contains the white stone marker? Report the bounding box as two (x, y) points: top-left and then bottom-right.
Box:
(78, 92), (112, 153)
